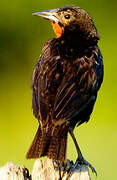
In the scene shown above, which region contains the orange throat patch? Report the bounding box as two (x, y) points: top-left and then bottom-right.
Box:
(52, 21), (63, 38)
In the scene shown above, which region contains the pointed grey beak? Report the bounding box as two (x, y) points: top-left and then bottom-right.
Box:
(32, 8), (60, 23)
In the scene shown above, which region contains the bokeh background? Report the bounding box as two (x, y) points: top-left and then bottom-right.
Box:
(0, 0), (117, 179)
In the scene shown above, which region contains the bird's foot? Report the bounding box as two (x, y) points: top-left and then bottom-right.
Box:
(53, 160), (74, 179)
(53, 160), (73, 171)
(73, 157), (97, 176)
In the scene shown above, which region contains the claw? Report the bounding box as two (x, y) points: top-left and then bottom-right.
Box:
(77, 158), (97, 176)
(68, 158), (97, 176)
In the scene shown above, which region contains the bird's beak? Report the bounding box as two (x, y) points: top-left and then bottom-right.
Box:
(32, 8), (60, 23)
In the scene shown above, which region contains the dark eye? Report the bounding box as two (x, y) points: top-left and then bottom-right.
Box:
(64, 14), (70, 19)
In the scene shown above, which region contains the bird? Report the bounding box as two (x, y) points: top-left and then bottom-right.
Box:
(26, 5), (103, 174)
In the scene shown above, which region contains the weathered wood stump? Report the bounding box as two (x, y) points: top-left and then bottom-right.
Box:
(0, 159), (91, 180)
(0, 162), (30, 180)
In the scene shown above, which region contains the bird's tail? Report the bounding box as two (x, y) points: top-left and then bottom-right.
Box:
(26, 124), (69, 162)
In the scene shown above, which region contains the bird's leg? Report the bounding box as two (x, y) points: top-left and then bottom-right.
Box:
(68, 128), (97, 175)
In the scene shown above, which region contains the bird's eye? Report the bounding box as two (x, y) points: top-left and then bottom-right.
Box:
(64, 14), (70, 19)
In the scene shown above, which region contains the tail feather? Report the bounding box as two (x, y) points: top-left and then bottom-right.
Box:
(26, 124), (69, 162)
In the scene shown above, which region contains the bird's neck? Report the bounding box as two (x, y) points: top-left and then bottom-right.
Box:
(63, 28), (98, 47)
(56, 29), (98, 58)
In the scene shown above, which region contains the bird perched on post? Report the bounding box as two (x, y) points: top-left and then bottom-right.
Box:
(26, 6), (103, 174)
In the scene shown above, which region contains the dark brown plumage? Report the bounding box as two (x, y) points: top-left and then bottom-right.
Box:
(26, 6), (103, 174)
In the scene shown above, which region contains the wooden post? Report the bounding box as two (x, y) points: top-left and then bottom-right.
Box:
(0, 159), (91, 180)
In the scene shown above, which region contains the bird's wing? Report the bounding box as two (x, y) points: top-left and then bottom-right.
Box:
(31, 55), (65, 126)
(52, 47), (103, 123)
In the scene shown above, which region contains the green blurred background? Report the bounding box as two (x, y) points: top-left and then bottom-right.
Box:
(0, 0), (117, 179)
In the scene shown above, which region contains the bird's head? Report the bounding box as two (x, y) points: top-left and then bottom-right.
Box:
(33, 6), (99, 43)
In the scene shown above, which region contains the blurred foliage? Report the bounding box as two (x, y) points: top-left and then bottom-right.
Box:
(0, 0), (117, 179)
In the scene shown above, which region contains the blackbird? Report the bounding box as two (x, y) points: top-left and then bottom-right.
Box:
(26, 6), (103, 174)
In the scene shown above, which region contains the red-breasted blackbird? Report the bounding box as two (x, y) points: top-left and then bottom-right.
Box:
(26, 6), (103, 174)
